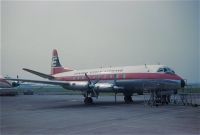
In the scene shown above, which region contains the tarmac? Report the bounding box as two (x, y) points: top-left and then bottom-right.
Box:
(1, 95), (199, 135)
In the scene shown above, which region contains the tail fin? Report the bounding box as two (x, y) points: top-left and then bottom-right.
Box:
(51, 49), (73, 75)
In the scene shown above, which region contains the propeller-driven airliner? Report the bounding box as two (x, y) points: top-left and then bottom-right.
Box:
(7, 49), (185, 104)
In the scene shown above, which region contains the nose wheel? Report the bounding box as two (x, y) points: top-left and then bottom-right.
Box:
(84, 97), (93, 104)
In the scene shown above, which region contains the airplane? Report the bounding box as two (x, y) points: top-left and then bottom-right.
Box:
(0, 76), (12, 88)
(0, 75), (20, 88)
(0, 75), (19, 96)
(6, 49), (186, 104)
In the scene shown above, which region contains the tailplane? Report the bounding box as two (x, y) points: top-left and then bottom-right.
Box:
(51, 49), (73, 75)
(23, 68), (54, 80)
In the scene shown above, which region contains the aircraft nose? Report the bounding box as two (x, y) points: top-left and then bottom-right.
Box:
(181, 79), (185, 88)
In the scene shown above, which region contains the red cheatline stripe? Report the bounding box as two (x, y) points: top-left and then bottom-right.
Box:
(55, 73), (182, 81)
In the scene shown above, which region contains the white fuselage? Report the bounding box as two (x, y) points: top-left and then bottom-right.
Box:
(52, 65), (183, 94)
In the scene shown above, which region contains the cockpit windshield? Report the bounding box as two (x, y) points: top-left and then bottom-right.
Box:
(157, 67), (175, 74)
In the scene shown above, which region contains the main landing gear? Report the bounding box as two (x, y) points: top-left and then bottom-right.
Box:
(83, 92), (96, 104)
(84, 97), (93, 104)
(124, 96), (133, 104)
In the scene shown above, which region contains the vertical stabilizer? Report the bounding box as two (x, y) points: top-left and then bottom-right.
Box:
(51, 49), (72, 75)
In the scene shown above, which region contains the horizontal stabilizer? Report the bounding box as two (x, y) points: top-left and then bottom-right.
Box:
(23, 68), (54, 80)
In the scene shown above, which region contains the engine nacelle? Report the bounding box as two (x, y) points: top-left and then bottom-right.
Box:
(62, 81), (123, 92)
(94, 83), (114, 91)
(12, 82), (20, 87)
(66, 81), (89, 90)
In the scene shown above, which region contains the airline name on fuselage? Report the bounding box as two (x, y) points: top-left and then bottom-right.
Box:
(74, 68), (123, 75)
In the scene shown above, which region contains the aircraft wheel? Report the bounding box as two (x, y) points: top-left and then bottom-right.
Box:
(84, 97), (93, 104)
(124, 96), (133, 104)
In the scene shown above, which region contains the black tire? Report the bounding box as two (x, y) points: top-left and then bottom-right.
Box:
(124, 96), (133, 104)
(84, 97), (93, 104)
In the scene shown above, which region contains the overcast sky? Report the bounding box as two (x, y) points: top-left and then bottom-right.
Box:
(1, 0), (200, 83)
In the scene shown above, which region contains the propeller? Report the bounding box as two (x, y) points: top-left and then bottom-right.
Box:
(12, 75), (20, 87)
(17, 75), (19, 84)
(84, 73), (99, 98)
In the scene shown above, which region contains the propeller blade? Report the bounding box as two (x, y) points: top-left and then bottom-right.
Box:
(92, 88), (98, 98)
(84, 73), (91, 84)
(17, 75), (19, 83)
(94, 79), (99, 85)
(85, 73), (98, 98)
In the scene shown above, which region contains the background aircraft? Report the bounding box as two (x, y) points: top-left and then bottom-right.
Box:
(0, 75), (19, 88)
(0, 75), (19, 96)
(7, 49), (185, 104)
(0, 76), (12, 88)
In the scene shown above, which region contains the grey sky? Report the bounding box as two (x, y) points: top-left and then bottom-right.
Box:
(1, 1), (200, 83)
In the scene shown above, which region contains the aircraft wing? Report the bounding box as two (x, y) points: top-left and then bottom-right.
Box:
(6, 78), (70, 86)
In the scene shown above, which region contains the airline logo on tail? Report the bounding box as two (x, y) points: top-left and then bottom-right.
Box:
(51, 49), (62, 67)
(52, 56), (61, 67)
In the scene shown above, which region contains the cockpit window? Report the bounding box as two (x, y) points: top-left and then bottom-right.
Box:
(157, 68), (164, 72)
(157, 67), (175, 74)
(164, 68), (167, 72)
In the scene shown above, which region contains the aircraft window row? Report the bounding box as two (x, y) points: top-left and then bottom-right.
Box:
(157, 68), (175, 74)
(74, 69), (123, 75)
(72, 74), (126, 80)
